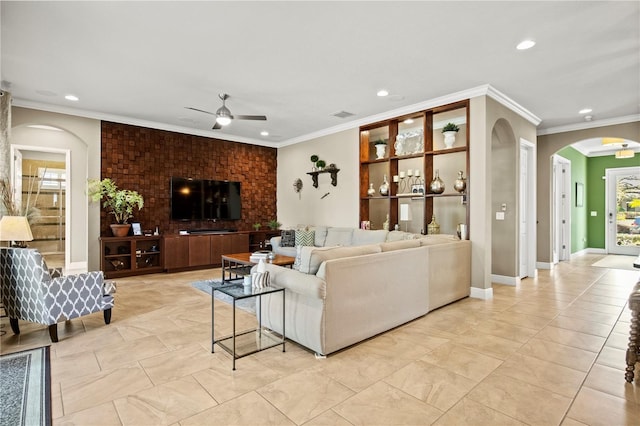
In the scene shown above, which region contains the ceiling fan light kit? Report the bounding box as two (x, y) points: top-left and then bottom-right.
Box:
(615, 144), (634, 159)
(186, 93), (267, 130)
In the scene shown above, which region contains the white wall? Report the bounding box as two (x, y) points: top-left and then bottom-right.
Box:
(277, 129), (360, 228)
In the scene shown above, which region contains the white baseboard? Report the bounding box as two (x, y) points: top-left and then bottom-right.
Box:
(491, 274), (520, 286)
(587, 248), (607, 254)
(536, 262), (554, 270)
(66, 261), (87, 275)
(470, 286), (493, 300)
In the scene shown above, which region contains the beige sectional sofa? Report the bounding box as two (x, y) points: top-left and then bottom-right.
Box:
(258, 227), (471, 355)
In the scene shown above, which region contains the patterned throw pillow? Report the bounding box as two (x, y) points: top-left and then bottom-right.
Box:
(252, 271), (270, 289)
(295, 229), (315, 247)
(280, 230), (296, 247)
(293, 245), (303, 270)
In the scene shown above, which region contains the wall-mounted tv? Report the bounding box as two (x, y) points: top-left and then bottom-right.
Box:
(170, 177), (241, 221)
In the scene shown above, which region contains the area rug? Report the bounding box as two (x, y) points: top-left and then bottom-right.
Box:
(0, 346), (51, 426)
(592, 255), (639, 271)
(192, 279), (256, 314)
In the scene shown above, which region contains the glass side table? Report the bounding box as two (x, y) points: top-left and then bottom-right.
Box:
(210, 282), (285, 370)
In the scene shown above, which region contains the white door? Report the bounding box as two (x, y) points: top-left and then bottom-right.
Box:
(606, 167), (640, 255)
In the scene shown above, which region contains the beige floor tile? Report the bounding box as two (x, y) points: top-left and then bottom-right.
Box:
(549, 315), (614, 337)
(569, 300), (625, 314)
(333, 381), (443, 425)
(567, 386), (640, 426)
(138, 343), (217, 385)
(495, 352), (586, 398)
(304, 409), (354, 426)
(491, 311), (552, 331)
(470, 318), (539, 344)
(420, 342), (503, 382)
(192, 353), (282, 403)
(535, 325), (606, 352)
(595, 346), (627, 369)
(95, 335), (170, 370)
(54, 401), (122, 425)
(112, 375), (217, 425)
(433, 397), (526, 426)
(257, 369), (354, 424)
(518, 338), (597, 372)
(560, 306), (620, 325)
(452, 329), (523, 360)
(180, 391), (295, 425)
(383, 360), (477, 411)
(60, 363), (153, 415)
(51, 350), (101, 385)
(560, 417), (589, 426)
(51, 382), (63, 420)
(575, 292), (627, 307)
(53, 327), (126, 358)
(467, 374), (572, 425)
(606, 331), (630, 350)
(584, 363), (640, 404)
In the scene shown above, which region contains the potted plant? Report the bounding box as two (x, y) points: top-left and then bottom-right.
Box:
(315, 159), (326, 170)
(252, 222), (262, 231)
(267, 219), (281, 230)
(88, 178), (144, 237)
(374, 138), (387, 159)
(442, 123), (460, 149)
(310, 155), (319, 171)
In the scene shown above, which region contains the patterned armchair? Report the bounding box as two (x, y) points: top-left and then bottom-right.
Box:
(0, 247), (115, 342)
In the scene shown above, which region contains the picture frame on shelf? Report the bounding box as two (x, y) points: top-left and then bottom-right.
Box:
(132, 222), (142, 236)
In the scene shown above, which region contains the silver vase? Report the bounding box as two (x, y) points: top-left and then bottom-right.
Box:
(453, 170), (467, 193)
(429, 170), (445, 194)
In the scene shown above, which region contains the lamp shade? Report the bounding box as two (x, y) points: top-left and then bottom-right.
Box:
(0, 216), (34, 244)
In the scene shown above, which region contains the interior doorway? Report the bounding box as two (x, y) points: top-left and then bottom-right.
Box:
(552, 155), (571, 263)
(519, 139), (536, 278)
(11, 145), (70, 270)
(606, 166), (640, 256)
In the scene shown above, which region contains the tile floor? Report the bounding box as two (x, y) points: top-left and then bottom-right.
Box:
(1, 253), (640, 425)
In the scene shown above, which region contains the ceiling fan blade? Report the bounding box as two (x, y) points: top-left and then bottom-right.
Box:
(234, 115), (267, 121)
(212, 122), (222, 130)
(185, 107), (216, 116)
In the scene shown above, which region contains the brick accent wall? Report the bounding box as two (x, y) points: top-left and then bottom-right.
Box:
(100, 121), (277, 236)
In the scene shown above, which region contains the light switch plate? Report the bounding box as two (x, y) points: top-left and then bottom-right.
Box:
(496, 212), (505, 220)
(590, 211), (597, 216)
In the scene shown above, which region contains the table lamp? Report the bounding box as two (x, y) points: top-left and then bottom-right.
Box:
(0, 216), (34, 247)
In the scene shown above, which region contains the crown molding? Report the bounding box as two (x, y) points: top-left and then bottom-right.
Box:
(11, 99), (279, 148)
(537, 114), (640, 136)
(485, 85), (542, 126)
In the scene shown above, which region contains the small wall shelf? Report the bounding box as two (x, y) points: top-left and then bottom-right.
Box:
(307, 168), (340, 188)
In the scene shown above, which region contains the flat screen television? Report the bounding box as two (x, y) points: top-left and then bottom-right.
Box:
(170, 177), (241, 221)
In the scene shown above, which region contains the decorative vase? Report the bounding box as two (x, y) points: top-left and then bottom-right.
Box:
(443, 131), (457, 149)
(453, 170), (467, 193)
(457, 223), (468, 240)
(110, 224), (131, 237)
(379, 174), (389, 196)
(367, 183), (376, 197)
(429, 170), (445, 194)
(427, 215), (440, 235)
(375, 143), (386, 160)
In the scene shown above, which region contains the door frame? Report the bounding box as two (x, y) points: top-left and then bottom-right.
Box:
(10, 144), (71, 272)
(552, 155), (571, 263)
(605, 166), (640, 255)
(519, 138), (536, 278)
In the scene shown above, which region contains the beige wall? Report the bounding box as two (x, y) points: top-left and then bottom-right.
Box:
(536, 121), (640, 264)
(277, 129), (360, 228)
(11, 107), (102, 271)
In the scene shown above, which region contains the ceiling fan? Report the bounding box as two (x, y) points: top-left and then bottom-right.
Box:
(185, 93), (267, 129)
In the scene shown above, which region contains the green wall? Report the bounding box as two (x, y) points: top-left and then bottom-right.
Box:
(557, 147), (588, 252)
(587, 154), (639, 249)
(557, 148), (638, 252)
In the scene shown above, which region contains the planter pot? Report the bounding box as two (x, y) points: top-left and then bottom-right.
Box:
(375, 143), (387, 160)
(443, 131), (457, 149)
(110, 224), (131, 237)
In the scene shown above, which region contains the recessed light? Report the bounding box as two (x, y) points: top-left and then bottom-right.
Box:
(579, 108), (592, 114)
(260, 131), (269, 136)
(516, 39), (536, 50)
(377, 90), (389, 97)
(64, 94), (79, 101)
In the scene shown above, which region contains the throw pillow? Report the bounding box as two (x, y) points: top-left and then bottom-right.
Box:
(293, 244), (303, 270)
(295, 229), (315, 247)
(280, 230), (296, 247)
(252, 271), (270, 289)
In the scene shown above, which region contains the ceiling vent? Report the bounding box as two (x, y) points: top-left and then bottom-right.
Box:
(332, 111), (355, 119)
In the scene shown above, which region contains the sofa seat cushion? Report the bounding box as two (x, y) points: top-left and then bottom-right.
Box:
(324, 228), (354, 247)
(380, 239), (421, 251)
(299, 244), (381, 275)
(352, 229), (388, 246)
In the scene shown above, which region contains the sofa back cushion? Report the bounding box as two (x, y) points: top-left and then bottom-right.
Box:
(298, 244), (381, 275)
(295, 229), (315, 247)
(324, 228), (354, 247)
(380, 239), (421, 252)
(314, 226), (328, 247)
(385, 230), (416, 242)
(418, 234), (459, 246)
(352, 229), (388, 246)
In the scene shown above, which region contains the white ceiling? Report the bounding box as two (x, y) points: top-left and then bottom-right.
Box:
(1, 1), (639, 151)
